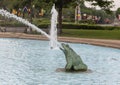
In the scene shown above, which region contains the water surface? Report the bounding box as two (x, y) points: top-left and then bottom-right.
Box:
(0, 38), (120, 85)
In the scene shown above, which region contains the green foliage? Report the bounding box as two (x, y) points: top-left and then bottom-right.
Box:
(0, 0), (114, 13)
(0, 20), (26, 27)
(32, 18), (50, 28)
(79, 20), (95, 24)
(32, 0), (53, 10)
(116, 8), (120, 17)
(84, 0), (114, 13)
(62, 23), (120, 30)
(62, 18), (75, 22)
(62, 8), (75, 22)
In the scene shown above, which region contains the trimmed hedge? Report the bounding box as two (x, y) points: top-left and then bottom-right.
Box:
(79, 20), (95, 24)
(37, 23), (120, 30)
(1, 19), (120, 30)
(0, 20), (26, 27)
(62, 24), (120, 30)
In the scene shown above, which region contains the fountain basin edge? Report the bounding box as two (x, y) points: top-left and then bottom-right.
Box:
(0, 32), (120, 49)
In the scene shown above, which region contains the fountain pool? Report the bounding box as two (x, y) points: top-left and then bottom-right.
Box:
(0, 38), (120, 85)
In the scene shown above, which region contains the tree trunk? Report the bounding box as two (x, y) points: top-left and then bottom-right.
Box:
(30, 8), (33, 22)
(30, 0), (33, 23)
(56, 0), (63, 34)
(58, 7), (63, 34)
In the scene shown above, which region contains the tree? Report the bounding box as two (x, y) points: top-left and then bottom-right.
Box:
(1, 0), (114, 34)
(12, 0), (34, 22)
(36, 0), (114, 34)
(85, 0), (114, 13)
(116, 8), (120, 19)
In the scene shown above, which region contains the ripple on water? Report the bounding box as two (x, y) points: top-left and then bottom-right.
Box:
(0, 38), (120, 85)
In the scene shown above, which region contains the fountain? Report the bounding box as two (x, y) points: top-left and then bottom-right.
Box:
(0, 38), (120, 85)
(50, 4), (58, 49)
(50, 5), (88, 71)
(0, 4), (120, 85)
(0, 5), (88, 72)
(0, 5), (60, 49)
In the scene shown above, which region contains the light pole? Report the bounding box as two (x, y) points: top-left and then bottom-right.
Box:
(75, 1), (81, 23)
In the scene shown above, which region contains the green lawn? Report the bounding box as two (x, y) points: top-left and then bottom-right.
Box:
(61, 29), (120, 40)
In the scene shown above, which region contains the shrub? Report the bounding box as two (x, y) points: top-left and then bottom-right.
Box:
(79, 19), (95, 24)
(62, 24), (120, 30)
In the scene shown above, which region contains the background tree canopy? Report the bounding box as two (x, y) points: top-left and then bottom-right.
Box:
(0, 0), (115, 33)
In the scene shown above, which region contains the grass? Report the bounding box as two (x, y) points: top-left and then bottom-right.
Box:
(61, 29), (120, 40)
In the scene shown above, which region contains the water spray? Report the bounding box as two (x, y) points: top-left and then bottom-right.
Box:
(0, 9), (50, 39)
(50, 4), (59, 49)
(0, 6), (61, 49)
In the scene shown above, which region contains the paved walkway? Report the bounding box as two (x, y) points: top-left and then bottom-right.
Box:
(0, 32), (120, 49)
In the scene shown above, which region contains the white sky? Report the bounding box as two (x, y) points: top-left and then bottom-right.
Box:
(84, 0), (120, 11)
(112, 0), (120, 10)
